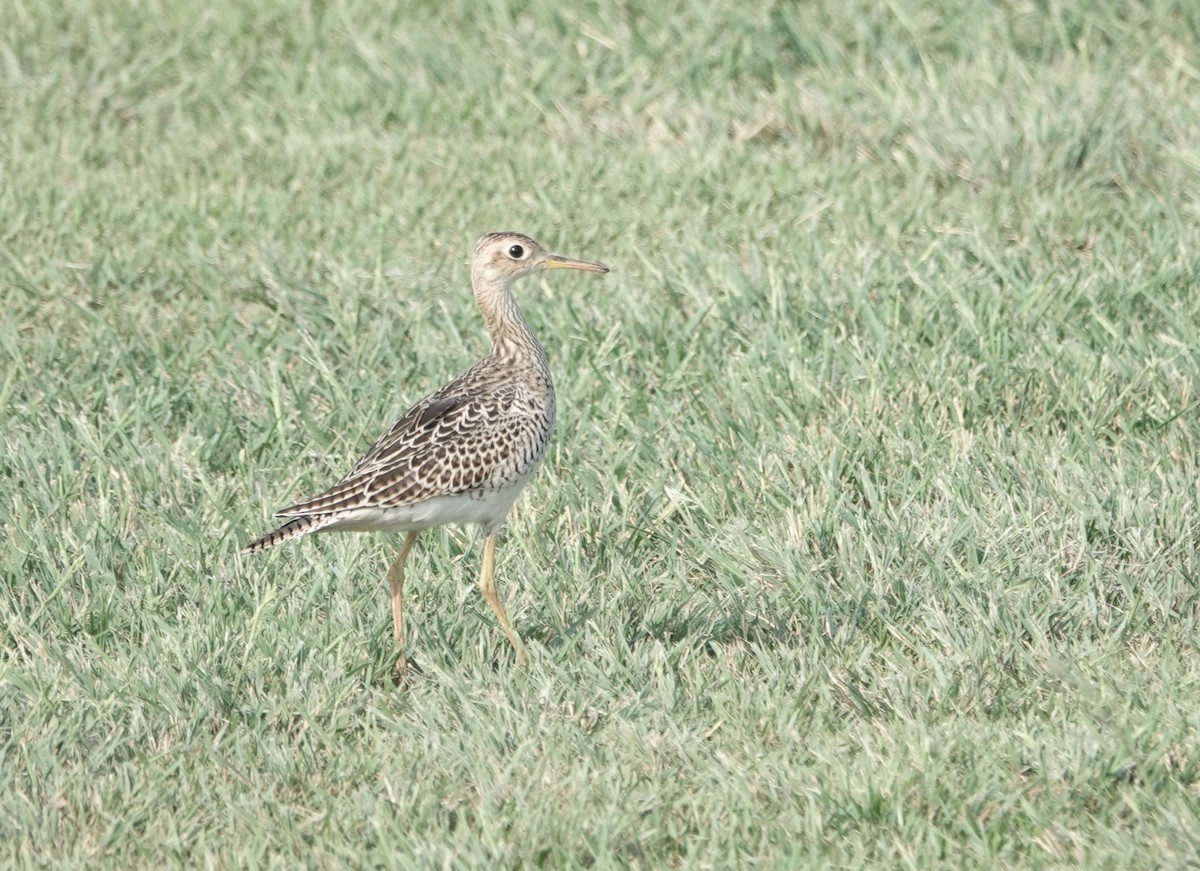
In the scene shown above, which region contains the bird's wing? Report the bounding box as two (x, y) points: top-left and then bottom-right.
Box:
(274, 385), (538, 517)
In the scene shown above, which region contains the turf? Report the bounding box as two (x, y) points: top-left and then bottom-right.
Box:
(3, 0), (1200, 866)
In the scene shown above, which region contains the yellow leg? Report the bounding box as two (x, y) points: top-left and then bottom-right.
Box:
(387, 531), (420, 661)
(477, 535), (529, 666)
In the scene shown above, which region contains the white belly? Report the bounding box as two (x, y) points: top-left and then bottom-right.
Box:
(317, 477), (532, 537)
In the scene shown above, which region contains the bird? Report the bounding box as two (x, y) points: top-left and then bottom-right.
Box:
(242, 232), (609, 671)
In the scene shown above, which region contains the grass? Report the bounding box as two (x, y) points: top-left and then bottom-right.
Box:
(3, 0), (1200, 866)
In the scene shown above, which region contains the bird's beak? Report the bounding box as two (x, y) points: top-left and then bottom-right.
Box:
(543, 253), (610, 274)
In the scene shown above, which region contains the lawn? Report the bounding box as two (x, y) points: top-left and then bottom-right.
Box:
(3, 0), (1199, 866)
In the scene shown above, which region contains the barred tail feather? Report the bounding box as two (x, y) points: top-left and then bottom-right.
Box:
(241, 514), (339, 554)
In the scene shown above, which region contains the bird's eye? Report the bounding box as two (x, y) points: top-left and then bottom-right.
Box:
(507, 244), (525, 260)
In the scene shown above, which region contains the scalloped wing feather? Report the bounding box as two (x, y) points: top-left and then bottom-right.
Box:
(274, 381), (549, 518)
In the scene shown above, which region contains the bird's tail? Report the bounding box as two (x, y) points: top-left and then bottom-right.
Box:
(241, 513), (340, 555)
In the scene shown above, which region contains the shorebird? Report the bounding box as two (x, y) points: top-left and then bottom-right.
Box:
(243, 232), (609, 670)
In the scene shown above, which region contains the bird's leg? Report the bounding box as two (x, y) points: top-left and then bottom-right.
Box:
(387, 531), (420, 670)
(477, 535), (529, 666)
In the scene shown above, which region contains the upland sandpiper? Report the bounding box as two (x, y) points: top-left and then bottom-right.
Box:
(243, 232), (609, 669)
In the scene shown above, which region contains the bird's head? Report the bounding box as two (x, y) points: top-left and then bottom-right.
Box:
(472, 232), (609, 286)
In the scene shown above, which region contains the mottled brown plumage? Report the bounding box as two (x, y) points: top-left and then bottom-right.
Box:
(242, 232), (609, 669)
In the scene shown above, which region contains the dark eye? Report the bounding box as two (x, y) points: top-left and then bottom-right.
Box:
(507, 244), (525, 259)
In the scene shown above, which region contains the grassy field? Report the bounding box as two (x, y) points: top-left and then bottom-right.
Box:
(3, 0), (1200, 866)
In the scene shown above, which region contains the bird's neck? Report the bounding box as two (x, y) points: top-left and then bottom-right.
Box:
(477, 283), (549, 369)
